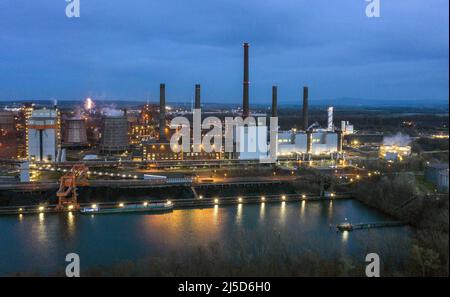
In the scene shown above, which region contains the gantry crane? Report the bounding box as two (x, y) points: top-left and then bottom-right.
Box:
(56, 164), (89, 211)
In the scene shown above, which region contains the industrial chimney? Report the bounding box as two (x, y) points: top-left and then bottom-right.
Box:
(302, 86), (309, 131)
(242, 43), (250, 118)
(272, 86), (278, 118)
(159, 83), (166, 141)
(195, 84), (201, 110)
(327, 106), (334, 131)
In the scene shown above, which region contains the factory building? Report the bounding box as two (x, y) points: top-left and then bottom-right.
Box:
(129, 104), (158, 145)
(142, 141), (222, 161)
(341, 121), (354, 135)
(27, 109), (60, 162)
(0, 111), (18, 159)
(138, 43), (343, 162)
(277, 130), (339, 157)
(276, 89), (340, 159)
(232, 43), (341, 161)
(142, 141), (181, 161)
(379, 145), (411, 161)
(17, 103), (34, 159)
(236, 126), (269, 160)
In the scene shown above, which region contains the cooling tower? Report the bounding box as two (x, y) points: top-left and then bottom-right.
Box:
(64, 118), (88, 146)
(100, 115), (129, 152)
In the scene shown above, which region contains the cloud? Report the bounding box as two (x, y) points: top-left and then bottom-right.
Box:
(0, 0), (448, 104)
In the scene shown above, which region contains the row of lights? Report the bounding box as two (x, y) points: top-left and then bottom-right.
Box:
(35, 164), (139, 179)
(89, 200), (173, 209)
(23, 193), (331, 214)
(18, 204), (76, 214)
(209, 194), (313, 205)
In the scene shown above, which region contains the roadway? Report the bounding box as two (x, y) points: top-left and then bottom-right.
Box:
(0, 175), (299, 191)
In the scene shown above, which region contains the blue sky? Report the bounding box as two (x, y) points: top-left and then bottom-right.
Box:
(0, 0), (448, 104)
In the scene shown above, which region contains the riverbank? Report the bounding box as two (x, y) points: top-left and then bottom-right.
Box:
(0, 181), (301, 206)
(0, 192), (352, 215)
(353, 173), (449, 276)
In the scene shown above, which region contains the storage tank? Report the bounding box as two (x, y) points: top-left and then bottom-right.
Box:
(64, 118), (88, 146)
(100, 115), (129, 152)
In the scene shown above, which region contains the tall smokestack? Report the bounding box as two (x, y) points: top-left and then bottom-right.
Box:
(159, 83), (166, 141)
(327, 106), (334, 131)
(272, 86), (278, 118)
(243, 42), (250, 118)
(302, 86), (309, 131)
(195, 84), (201, 110)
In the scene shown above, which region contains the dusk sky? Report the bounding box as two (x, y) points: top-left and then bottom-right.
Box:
(0, 0), (448, 105)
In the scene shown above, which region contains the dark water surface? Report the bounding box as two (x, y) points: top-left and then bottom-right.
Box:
(0, 199), (411, 275)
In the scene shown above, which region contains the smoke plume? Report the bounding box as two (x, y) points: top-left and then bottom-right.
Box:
(383, 133), (412, 146)
(101, 107), (124, 117)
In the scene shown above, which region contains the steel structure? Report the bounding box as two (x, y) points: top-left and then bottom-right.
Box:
(56, 164), (89, 210)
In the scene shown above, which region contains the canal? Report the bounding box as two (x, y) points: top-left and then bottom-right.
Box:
(0, 199), (412, 276)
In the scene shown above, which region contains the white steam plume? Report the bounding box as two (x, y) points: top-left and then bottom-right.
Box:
(101, 107), (124, 117)
(383, 133), (412, 146)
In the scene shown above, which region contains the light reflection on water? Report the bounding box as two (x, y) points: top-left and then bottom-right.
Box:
(67, 212), (75, 235)
(37, 213), (46, 244)
(0, 199), (412, 276)
(328, 200), (333, 218)
(213, 204), (219, 224)
(236, 204), (243, 224)
(342, 230), (349, 244)
(279, 201), (286, 225)
(300, 200), (306, 218)
(259, 202), (265, 221)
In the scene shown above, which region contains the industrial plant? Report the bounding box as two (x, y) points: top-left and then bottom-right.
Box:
(0, 43), (447, 192)
(0, 0), (448, 282)
(0, 41), (448, 278)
